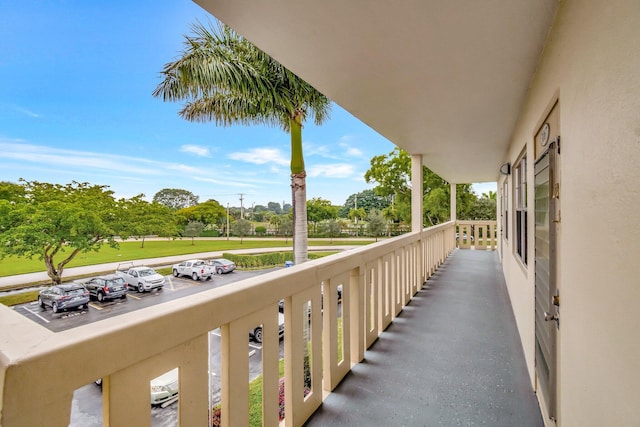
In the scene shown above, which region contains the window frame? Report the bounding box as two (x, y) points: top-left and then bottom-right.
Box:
(513, 154), (528, 265)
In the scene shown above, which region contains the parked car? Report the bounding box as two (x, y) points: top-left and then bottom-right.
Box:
(95, 368), (179, 406)
(83, 274), (128, 302)
(38, 283), (90, 313)
(250, 312), (285, 343)
(208, 258), (236, 274)
(172, 259), (215, 281)
(150, 368), (179, 406)
(115, 263), (165, 292)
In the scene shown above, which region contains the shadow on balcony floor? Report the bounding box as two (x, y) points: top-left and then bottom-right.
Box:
(305, 249), (543, 427)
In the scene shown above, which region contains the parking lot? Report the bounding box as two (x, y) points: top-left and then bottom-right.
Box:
(15, 268), (279, 333)
(8, 267), (283, 427)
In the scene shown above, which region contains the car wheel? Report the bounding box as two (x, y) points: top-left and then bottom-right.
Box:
(217, 268), (223, 275)
(121, 294), (127, 300)
(192, 272), (198, 281)
(138, 283), (144, 293)
(97, 292), (104, 302)
(38, 297), (45, 308)
(52, 302), (59, 313)
(253, 327), (263, 343)
(173, 269), (179, 277)
(207, 275), (212, 281)
(80, 303), (88, 310)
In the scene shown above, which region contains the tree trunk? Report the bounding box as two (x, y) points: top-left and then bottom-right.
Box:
(290, 113), (308, 265)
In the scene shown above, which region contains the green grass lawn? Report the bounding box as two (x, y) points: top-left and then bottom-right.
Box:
(0, 239), (371, 277)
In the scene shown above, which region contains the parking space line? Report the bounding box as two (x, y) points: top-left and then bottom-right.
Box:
(249, 343), (262, 350)
(22, 306), (50, 323)
(167, 277), (175, 291)
(248, 350), (256, 357)
(211, 330), (221, 337)
(89, 302), (103, 310)
(127, 294), (141, 300)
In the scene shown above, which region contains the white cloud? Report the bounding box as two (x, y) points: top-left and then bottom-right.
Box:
(345, 147), (363, 156)
(228, 148), (289, 166)
(180, 144), (211, 157)
(193, 177), (258, 188)
(13, 106), (41, 118)
(308, 163), (355, 178)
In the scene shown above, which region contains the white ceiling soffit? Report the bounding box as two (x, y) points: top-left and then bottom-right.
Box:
(194, 0), (557, 183)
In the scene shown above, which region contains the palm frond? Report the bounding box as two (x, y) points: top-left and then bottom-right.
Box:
(153, 20), (331, 130)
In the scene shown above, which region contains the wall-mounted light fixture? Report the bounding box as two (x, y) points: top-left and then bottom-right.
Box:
(500, 162), (511, 175)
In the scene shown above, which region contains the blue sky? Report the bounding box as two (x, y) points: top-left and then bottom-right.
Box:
(0, 1), (495, 208)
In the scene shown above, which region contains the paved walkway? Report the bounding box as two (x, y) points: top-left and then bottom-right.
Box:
(305, 249), (543, 427)
(0, 245), (357, 290)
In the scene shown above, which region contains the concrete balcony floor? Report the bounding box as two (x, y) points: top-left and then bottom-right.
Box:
(305, 249), (543, 427)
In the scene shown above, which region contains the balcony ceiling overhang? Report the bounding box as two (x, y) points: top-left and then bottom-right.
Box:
(194, 0), (557, 183)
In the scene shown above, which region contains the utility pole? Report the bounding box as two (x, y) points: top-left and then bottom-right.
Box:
(238, 193), (245, 219)
(226, 203), (230, 240)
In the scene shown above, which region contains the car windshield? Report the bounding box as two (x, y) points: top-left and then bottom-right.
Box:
(218, 259), (233, 264)
(65, 288), (85, 296)
(193, 261), (204, 266)
(138, 268), (155, 277)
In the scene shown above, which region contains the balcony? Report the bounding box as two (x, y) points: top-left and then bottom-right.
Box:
(0, 221), (541, 426)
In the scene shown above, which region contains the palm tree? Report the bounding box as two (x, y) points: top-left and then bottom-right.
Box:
(153, 21), (330, 264)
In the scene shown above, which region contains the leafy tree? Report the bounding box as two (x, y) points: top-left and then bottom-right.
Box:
(280, 217), (293, 243)
(269, 215), (283, 235)
(307, 197), (338, 235)
(468, 192), (497, 220)
(339, 189), (390, 218)
(367, 210), (387, 242)
(322, 219), (343, 243)
(365, 148), (476, 226)
(0, 181), (25, 202)
(183, 220), (205, 245)
(348, 208), (366, 223)
(153, 188), (199, 210)
(283, 203), (292, 213)
(232, 218), (252, 244)
(267, 202), (282, 214)
(0, 180), (124, 284)
(176, 199), (226, 226)
(153, 22), (330, 265)
(255, 225), (267, 236)
(121, 196), (178, 248)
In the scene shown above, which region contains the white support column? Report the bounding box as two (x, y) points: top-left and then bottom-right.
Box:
(450, 183), (457, 222)
(411, 154), (423, 232)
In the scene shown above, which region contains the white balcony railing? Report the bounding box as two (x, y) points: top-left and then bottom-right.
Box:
(0, 222), (457, 427)
(456, 220), (498, 250)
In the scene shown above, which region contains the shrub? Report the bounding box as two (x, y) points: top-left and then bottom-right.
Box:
(221, 252), (326, 268)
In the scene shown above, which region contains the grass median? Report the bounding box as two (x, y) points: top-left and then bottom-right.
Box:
(0, 238), (371, 277)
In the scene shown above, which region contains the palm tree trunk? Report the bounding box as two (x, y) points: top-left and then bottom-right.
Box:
(290, 113), (308, 265)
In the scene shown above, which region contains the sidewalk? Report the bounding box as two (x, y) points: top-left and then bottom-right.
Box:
(0, 246), (357, 290)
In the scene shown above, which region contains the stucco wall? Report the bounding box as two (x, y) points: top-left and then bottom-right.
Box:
(500, 0), (640, 425)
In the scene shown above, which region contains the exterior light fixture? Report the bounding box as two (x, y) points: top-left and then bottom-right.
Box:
(500, 162), (511, 175)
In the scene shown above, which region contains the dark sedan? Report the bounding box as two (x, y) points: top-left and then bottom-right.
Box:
(38, 283), (90, 313)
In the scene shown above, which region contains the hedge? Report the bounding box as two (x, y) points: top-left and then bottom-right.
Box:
(221, 252), (324, 268)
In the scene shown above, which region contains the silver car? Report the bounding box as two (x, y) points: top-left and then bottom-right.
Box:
(209, 258), (236, 274)
(38, 283), (90, 313)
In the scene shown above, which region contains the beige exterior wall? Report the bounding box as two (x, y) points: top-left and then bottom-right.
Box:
(499, 0), (640, 425)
